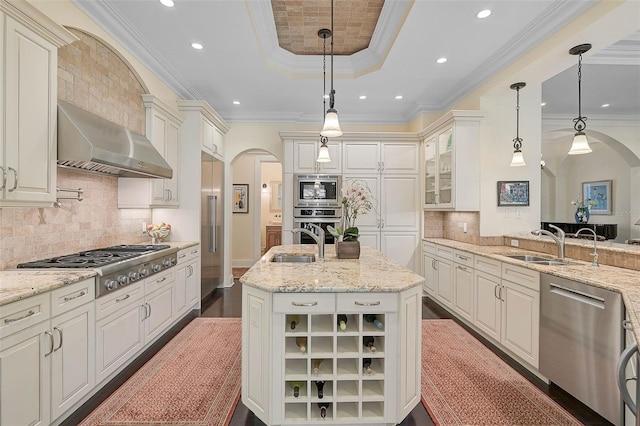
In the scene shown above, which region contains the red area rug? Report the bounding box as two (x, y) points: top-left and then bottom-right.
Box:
(80, 318), (241, 426)
(421, 319), (581, 426)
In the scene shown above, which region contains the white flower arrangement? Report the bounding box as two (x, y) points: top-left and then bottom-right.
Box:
(327, 180), (375, 242)
(570, 196), (596, 209)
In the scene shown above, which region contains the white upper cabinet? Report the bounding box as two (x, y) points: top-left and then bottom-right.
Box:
(291, 139), (341, 173)
(177, 99), (228, 160)
(343, 142), (419, 174)
(0, 2), (76, 207)
(422, 111), (482, 210)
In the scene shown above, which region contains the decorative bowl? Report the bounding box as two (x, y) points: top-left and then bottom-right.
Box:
(148, 228), (170, 243)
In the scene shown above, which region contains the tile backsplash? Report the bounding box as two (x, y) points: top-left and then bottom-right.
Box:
(0, 169), (150, 270)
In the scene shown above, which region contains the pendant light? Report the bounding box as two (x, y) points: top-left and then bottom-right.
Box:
(320, 0), (342, 137)
(316, 28), (332, 163)
(509, 82), (526, 167)
(568, 43), (592, 155)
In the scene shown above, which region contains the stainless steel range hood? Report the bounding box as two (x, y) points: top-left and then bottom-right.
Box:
(57, 100), (173, 179)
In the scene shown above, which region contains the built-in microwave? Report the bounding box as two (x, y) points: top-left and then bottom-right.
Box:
(294, 174), (341, 207)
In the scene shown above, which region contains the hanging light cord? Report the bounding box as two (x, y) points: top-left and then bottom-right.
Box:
(513, 86), (522, 151)
(321, 30), (328, 146)
(329, 0), (336, 110)
(573, 51), (587, 133)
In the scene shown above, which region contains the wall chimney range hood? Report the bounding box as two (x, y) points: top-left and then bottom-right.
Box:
(57, 100), (172, 179)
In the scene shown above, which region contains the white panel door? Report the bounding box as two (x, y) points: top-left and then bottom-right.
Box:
(422, 253), (437, 296)
(357, 232), (380, 250)
(144, 286), (174, 343)
(342, 175), (380, 232)
(342, 142), (380, 174)
(293, 141), (318, 173)
(501, 280), (539, 367)
(473, 270), (501, 342)
(149, 112), (167, 204)
(164, 120), (180, 206)
(435, 258), (453, 309)
(380, 175), (419, 232)
(381, 143), (419, 174)
(453, 263), (473, 322)
(381, 232), (419, 271)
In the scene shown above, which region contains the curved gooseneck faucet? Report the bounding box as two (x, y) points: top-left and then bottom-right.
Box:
(531, 224), (565, 260)
(292, 224), (325, 259)
(575, 227), (599, 267)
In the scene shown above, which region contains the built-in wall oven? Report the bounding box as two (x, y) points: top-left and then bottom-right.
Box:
(294, 174), (341, 207)
(293, 207), (341, 245)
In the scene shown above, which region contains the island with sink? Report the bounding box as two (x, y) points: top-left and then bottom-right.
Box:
(240, 244), (424, 426)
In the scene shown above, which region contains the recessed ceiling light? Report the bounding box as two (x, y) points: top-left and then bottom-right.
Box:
(160, 0), (174, 7)
(395, 95), (403, 100)
(541, 102), (546, 107)
(191, 42), (203, 50)
(436, 57), (447, 64)
(477, 9), (491, 19)
(601, 103), (610, 108)
(359, 95), (367, 100)
(233, 101), (240, 105)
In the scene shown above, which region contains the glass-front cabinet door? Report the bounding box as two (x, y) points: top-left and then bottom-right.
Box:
(436, 127), (453, 208)
(424, 136), (437, 206)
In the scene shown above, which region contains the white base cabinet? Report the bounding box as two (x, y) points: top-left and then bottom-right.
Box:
(0, 279), (95, 426)
(175, 246), (201, 316)
(242, 285), (422, 426)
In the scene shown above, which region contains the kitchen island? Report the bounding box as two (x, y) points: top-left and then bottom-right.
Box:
(240, 244), (424, 426)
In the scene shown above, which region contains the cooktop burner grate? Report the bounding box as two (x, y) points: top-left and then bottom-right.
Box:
(17, 245), (171, 269)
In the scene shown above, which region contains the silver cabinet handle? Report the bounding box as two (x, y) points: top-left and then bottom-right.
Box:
(457, 255), (469, 261)
(494, 284), (500, 300)
(291, 301), (318, 307)
(116, 294), (130, 303)
(0, 166), (5, 190)
(7, 167), (17, 191)
(355, 301), (380, 306)
(381, 218), (385, 228)
(146, 303), (151, 318)
(53, 327), (63, 352)
(377, 161), (380, 172)
(498, 286), (504, 301)
(64, 290), (86, 302)
(433, 259), (438, 271)
(431, 259), (435, 269)
(457, 265), (468, 271)
(187, 265), (193, 276)
(141, 304), (148, 320)
(45, 331), (54, 356)
(190, 249), (198, 255)
(4, 309), (35, 323)
(178, 254), (186, 259)
(155, 277), (167, 284)
(380, 161), (384, 171)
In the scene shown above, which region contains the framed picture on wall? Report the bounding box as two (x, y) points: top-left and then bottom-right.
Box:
(497, 181), (530, 206)
(233, 184), (249, 213)
(583, 180), (612, 215)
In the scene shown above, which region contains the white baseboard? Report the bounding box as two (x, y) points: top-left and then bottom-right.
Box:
(232, 258), (255, 268)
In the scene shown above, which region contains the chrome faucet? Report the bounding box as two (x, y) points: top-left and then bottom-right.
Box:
(575, 227), (599, 267)
(292, 224), (325, 259)
(531, 224), (565, 260)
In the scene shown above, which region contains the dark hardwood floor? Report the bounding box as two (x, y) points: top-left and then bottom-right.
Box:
(203, 278), (613, 426)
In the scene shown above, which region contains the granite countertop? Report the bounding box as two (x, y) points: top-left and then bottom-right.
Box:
(240, 244), (424, 293)
(0, 241), (200, 307)
(423, 237), (640, 339)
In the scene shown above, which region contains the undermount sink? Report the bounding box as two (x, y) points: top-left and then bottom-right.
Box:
(503, 254), (572, 266)
(270, 253), (316, 263)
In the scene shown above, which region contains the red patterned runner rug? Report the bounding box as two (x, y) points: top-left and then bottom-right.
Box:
(80, 318), (241, 426)
(421, 319), (581, 426)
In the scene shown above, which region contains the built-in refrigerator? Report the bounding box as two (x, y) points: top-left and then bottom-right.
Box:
(201, 152), (224, 301)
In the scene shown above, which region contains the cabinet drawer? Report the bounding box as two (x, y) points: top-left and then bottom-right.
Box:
(474, 256), (501, 277)
(501, 263), (540, 291)
(0, 293), (50, 338)
(422, 241), (436, 255)
(336, 293), (398, 313)
(145, 269), (175, 293)
(177, 245), (200, 264)
(95, 281), (144, 320)
(50, 278), (95, 317)
(435, 245), (454, 260)
(273, 293), (335, 314)
(453, 250), (474, 268)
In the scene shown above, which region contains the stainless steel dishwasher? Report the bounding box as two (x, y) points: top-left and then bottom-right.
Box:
(540, 273), (624, 425)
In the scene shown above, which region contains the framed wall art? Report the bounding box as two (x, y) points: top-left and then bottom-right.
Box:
(497, 181), (530, 206)
(583, 180), (612, 215)
(233, 184), (249, 213)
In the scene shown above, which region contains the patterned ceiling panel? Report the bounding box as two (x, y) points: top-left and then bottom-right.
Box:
(271, 0), (384, 55)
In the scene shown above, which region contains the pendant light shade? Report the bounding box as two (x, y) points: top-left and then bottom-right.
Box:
(568, 43), (592, 155)
(320, 0), (342, 137)
(316, 137), (331, 163)
(509, 82), (526, 167)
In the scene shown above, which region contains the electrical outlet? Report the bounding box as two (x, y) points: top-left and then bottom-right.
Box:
(463, 223), (468, 233)
(510, 239), (519, 247)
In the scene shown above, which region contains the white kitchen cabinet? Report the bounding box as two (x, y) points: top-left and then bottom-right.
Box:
(143, 269), (176, 342)
(421, 242), (437, 296)
(0, 2), (76, 207)
(473, 269), (502, 342)
(452, 250), (474, 323)
(177, 100), (228, 160)
(422, 111), (482, 210)
(420, 242), (456, 307)
(118, 95), (182, 208)
(175, 245), (201, 316)
(343, 174), (420, 271)
(435, 254), (454, 310)
(291, 139), (341, 173)
(0, 279), (94, 425)
(242, 285), (421, 426)
(343, 142), (419, 175)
